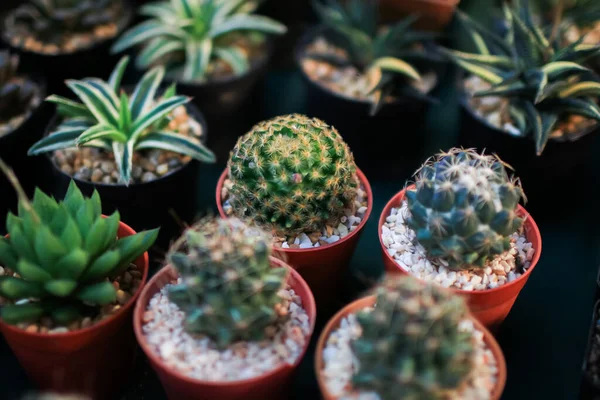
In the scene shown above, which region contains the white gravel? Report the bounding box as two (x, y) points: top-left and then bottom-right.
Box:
(222, 183), (369, 249)
(382, 201), (535, 291)
(322, 312), (498, 400)
(143, 283), (311, 381)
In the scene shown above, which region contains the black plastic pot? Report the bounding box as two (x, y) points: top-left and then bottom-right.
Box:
(458, 95), (599, 220)
(0, 79), (50, 234)
(0, 3), (133, 96)
(295, 26), (445, 178)
(37, 102), (209, 259)
(581, 300), (600, 400)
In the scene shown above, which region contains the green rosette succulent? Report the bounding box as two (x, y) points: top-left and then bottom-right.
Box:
(227, 114), (358, 236)
(445, 0), (600, 155)
(0, 161), (159, 325)
(0, 51), (37, 125)
(167, 216), (288, 348)
(406, 148), (525, 270)
(352, 276), (475, 400)
(112, 0), (286, 82)
(27, 56), (216, 184)
(310, 0), (440, 115)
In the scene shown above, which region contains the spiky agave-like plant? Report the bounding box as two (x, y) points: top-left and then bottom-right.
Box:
(444, 0), (600, 155)
(27, 56), (216, 184)
(351, 276), (475, 399)
(310, 0), (440, 115)
(112, 0), (286, 82)
(167, 216), (289, 348)
(0, 51), (38, 127)
(406, 148), (525, 270)
(0, 159), (159, 325)
(3, 0), (123, 47)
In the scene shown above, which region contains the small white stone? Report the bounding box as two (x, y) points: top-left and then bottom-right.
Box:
(282, 242), (290, 249)
(325, 235), (340, 244)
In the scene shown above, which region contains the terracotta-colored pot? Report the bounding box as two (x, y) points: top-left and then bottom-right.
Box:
(0, 221), (149, 399)
(216, 168), (373, 317)
(378, 0), (460, 31)
(134, 257), (316, 400)
(315, 295), (507, 400)
(378, 186), (542, 330)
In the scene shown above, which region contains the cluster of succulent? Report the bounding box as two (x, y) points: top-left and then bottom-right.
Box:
(27, 56), (216, 184)
(112, 0), (286, 82)
(406, 148), (525, 270)
(0, 161), (158, 325)
(167, 216), (289, 348)
(227, 114), (358, 236)
(0, 51), (38, 127)
(3, 0), (124, 45)
(310, 0), (440, 115)
(351, 276), (475, 400)
(445, 0), (600, 155)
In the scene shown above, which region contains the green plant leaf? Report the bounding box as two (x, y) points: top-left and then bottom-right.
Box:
(75, 200), (95, 238)
(559, 81), (600, 98)
(537, 112), (558, 156)
(453, 59), (503, 85)
(77, 281), (117, 305)
(34, 226), (68, 270)
(59, 217), (83, 251)
(136, 37), (184, 69)
(81, 250), (121, 282)
(214, 46), (249, 75)
(51, 304), (82, 325)
(214, 0), (247, 22)
(44, 279), (77, 297)
(130, 96), (190, 141)
(473, 80), (528, 98)
(114, 228), (159, 267)
(90, 190), (102, 217)
(27, 128), (84, 155)
(0, 237), (18, 270)
(108, 56), (130, 92)
(16, 260), (52, 282)
(541, 61), (590, 79)
(63, 181), (85, 217)
(46, 95), (94, 119)
(371, 57), (421, 81)
(9, 225), (37, 264)
(65, 80), (119, 127)
(102, 211), (121, 250)
(183, 39), (213, 82)
(83, 78), (120, 110)
(440, 48), (514, 68)
(76, 124), (128, 146)
(32, 188), (58, 223)
(1, 303), (45, 325)
(84, 217), (109, 257)
(140, 2), (178, 22)
(111, 20), (185, 54)
(118, 92), (132, 134)
(54, 248), (89, 280)
(0, 277), (44, 299)
(113, 141), (135, 185)
(209, 14), (286, 38)
(540, 97), (600, 120)
(130, 66), (166, 122)
(136, 131), (216, 162)
(521, 101), (543, 153)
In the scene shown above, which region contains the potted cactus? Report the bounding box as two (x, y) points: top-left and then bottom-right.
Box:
(27, 56), (215, 248)
(216, 114), (372, 317)
(378, 148), (542, 329)
(134, 216), (316, 400)
(0, 50), (46, 232)
(112, 0), (287, 157)
(0, 160), (158, 398)
(295, 0), (444, 174)
(1, 0), (133, 95)
(315, 275), (506, 400)
(445, 0), (600, 213)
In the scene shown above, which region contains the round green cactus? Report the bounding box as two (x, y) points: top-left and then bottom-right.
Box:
(352, 276), (475, 400)
(406, 148), (525, 270)
(227, 114), (358, 235)
(167, 217), (289, 349)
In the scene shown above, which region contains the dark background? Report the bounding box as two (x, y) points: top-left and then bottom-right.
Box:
(2, 0), (600, 399)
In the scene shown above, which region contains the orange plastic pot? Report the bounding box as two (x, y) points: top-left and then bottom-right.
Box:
(0, 220), (149, 399)
(216, 168), (373, 317)
(134, 258), (316, 400)
(378, 186), (542, 330)
(378, 0), (460, 31)
(315, 295), (507, 400)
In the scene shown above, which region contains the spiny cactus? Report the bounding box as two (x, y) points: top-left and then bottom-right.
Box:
(227, 114), (358, 236)
(0, 51), (37, 125)
(167, 217), (289, 348)
(0, 160), (159, 325)
(406, 148), (525, 270)
(444, 0), (600, 155)
(352, 276), (475, 400)
(4, 0), (123, 46)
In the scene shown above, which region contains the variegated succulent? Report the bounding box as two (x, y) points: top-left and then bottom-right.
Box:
(310, 0), (440, 114)
(445, 0), (600, 155)
(112, 0), (286, 82)
(27, 56), (216, 184)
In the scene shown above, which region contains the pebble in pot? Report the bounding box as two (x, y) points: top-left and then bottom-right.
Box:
(218, 114), (372, 317)
(316, 275), (506, 400)
(379, 148), (542, 329)
(135, 217), (316, 400)
(0, 163), (158, 399)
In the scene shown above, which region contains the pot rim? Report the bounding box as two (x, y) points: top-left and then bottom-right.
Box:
(1, 0), (134, 58)
(294, 24), (442, 108)
(0, 218), (150, 339)
(133, 257), (317, 387)
(40, 100), (209, 189)
(582, 299), (600, 389)
(378, 185), (542, 296)
(216, 167), (373, 254)
(0, 75), (47, 142)
(314, 295), (507, 400)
